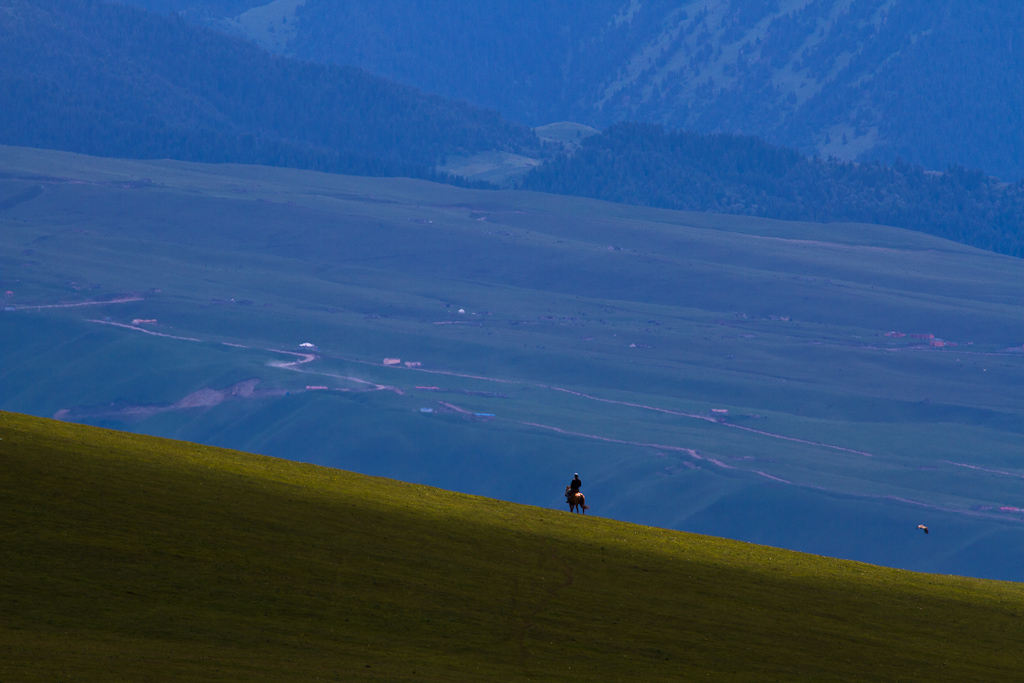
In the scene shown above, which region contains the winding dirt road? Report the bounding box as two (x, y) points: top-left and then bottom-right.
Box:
(73, 320), (1021, 522)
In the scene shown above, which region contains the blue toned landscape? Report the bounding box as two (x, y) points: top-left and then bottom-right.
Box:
(2, 2), (1023, 680)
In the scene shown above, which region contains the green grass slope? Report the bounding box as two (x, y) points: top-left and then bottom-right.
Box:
(2, 411), (1023, 681)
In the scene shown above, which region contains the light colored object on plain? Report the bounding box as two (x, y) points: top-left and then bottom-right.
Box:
(458, 308), (465, 314)
(404, 361), (422, 368)
(383, 358), (401, 366)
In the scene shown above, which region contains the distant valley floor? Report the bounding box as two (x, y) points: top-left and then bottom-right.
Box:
(2, 146), (1023, 580)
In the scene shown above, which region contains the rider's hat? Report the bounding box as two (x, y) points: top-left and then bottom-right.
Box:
(574, 472), (579, 476)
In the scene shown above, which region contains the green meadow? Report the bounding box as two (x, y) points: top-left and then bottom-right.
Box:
(2, 146), (1023, 579)
(2, 411), (1023, 681)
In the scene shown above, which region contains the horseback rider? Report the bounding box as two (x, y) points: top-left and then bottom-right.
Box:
(566, 472), (582, 502)
(565, 473), (589, 513)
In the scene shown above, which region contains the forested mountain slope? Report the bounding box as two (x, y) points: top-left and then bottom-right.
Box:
(0, 0), (541, 179)
(523, 123), (1024, 257)
(135, 0), (1024, 182)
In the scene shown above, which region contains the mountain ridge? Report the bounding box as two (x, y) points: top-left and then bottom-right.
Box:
(140, 0), (1024, 181)
(0, 0), (542, 182)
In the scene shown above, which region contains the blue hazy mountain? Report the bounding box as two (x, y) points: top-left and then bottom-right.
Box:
(129, 0), (1024, 182)
(0, 0), (542, 180)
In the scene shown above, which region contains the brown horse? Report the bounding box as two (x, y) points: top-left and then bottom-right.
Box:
(565, 486), (589, 514)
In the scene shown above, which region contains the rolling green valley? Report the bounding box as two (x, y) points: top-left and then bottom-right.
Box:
(3, 145), (1022, 582)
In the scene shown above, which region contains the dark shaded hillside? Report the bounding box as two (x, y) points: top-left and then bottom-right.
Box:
(776, 1), (1024, 180)
(0, 0), (540, 179)
(523, 123), (1024, 257)
(155, 0), (1024, 181)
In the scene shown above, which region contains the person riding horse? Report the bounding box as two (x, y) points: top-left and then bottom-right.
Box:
(565, 473), (588, 513)
(569, 475), (585, 501)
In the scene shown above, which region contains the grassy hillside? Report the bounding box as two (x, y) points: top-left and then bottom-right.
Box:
(2, 411), (1022, 681)
(2, 146), (1023, 581)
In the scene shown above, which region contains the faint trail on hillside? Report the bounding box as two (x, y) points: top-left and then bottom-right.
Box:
(838, 491), (1014, 520)
(754, 471), (793, 484)
(403, 366), (519, 383)
(545, 386), (716, 421)
(720, 423), (875, 457)
(14, 295), (144, 310)
(87, 319), (201, 341)
(438, 401), (473, 414)
(744, 234), (911, 252)
(757, 472), (1020, 522)
(518, 421), (728, 467)
(544, 386), (877, 457)
(944, 461), (1024, 479)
